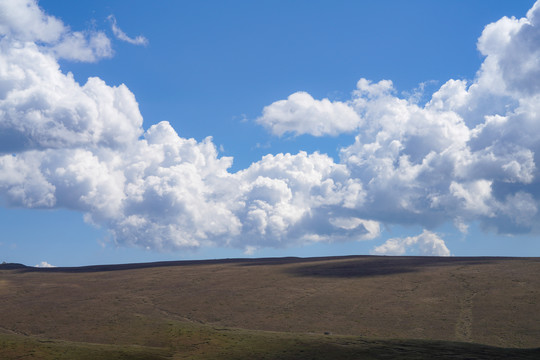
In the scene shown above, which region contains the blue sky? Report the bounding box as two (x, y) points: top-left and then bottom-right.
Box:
(1, 0), (540, 267)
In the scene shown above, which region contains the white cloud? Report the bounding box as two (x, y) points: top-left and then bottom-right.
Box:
(0, 0), (112, 62)
(50, 31), (112, 62)
(108, 15), (148, 46)
(476, 2), (540, 96)
(243, 245), (257, 255)
(453, 217), (469, 234)
(449, 180), (494, 217)
(254, 1), (540, 238)
(231, 151), (372, 247)
(2, 1), (540, 253)
(35, 261), (55, 268)
(372, 230), (451, 256)
(0, 0), (64, 43)
(257, 91), (362, 136)
(329, 217), (380, 240)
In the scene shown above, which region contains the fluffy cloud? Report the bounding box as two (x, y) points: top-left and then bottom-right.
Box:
(257, 92), (362, 136)
(0, 0), (64, 43)
(35, 261), (55, 268)
(0, 0), (112, 62)
(0, 41), (142, 153)
(476, 1), (540, 96)
(371, 230), (451, 256)
(0, 0), (376, 251)
(257, 2), (540, 238)
(232, 151), (375, 249)
(2, 1), (540, 253)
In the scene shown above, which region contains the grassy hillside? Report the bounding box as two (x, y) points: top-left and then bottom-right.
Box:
(1, 256), (539, 359)
(2, 322), (540, 360)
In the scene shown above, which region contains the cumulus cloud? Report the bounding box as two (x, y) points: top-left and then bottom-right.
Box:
(371, 230), (451, 256)
(0, 0), (64, 43)
(108, 15), (148, 46)
(35, 261), (55, 268)
(257, 92), (362, 136)
(254, 2), (540, 238)
(2, 1), (540, 253)
(0, 3), (375, 251)
(0, 41), (142, 153)
(0, 0), (112, 62)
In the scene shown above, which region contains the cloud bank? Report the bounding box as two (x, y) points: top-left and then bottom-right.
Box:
(2, 1), (540, 255)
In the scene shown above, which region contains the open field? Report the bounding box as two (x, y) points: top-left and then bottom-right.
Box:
(1, 255), (540, 359)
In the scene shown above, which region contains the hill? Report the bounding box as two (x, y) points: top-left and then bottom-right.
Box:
(1, 255), (539, 359)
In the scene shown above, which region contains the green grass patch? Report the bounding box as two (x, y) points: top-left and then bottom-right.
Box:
(0, 332), (170, 360)
(2, 320), (540, 360)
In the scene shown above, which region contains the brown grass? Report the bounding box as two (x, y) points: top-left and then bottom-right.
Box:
(1, 255), (539, 358)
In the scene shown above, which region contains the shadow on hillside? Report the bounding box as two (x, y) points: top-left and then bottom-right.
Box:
(282, 256), (511, 278)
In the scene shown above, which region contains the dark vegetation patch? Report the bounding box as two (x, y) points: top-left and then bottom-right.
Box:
(2, 322), (539, 360)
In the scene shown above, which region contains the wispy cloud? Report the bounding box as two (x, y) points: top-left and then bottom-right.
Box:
(108, 15), (148, 46)
(243, 246), (257, 256)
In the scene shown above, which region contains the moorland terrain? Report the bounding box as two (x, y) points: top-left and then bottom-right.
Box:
(1, 255), (540, 359)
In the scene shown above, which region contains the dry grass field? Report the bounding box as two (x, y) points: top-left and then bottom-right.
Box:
(1, 255), (540, 359)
